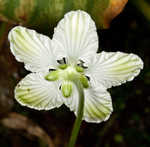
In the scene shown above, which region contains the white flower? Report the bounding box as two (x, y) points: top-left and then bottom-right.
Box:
(8, 10), (143, 123)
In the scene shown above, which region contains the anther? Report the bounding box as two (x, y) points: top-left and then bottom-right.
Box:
(57, 57), (67, 64)
(63, 57), (66, 64)
(45, 70), (58, 81)
(57, 59), (63, 64)
(59, 85), (61, 90)
(49, 69), (56, 72)
(82, 65), (88, 69)
(85, 75), (90, 81)
(79, 59), (85, 64)
(77, 60), (88, 69)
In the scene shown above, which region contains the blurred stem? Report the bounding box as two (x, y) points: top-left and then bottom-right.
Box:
(68, 80), (84, 147)
(131, 0), (150, 21)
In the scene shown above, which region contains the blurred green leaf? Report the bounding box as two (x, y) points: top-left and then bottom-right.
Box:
(0, 0), (128, 33)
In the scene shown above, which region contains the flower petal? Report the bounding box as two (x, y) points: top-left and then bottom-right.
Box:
(15, 73), (63, 110)
(86, 51), (144, 89)
(8, 26), (57, 72)
(63, 84), (113, 123)
(83, 86), (113, 123)
(52, 10), (98, 64)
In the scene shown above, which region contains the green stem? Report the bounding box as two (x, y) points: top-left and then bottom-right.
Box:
(68, 80), (84, 147)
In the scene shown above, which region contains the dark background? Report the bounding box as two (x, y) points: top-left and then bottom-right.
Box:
(0, 1), (150, 147)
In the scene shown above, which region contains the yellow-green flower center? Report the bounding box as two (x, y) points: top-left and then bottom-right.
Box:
(45, 64), (89, 98)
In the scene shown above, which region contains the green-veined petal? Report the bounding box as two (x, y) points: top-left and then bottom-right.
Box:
(63, 84), (113, 123)
(52, 10), (98, 64)
(15, 73), (63, 110)
(86, 51), (143, 89)
(8, 26), (57, 72)
(83, 86), (113, 123)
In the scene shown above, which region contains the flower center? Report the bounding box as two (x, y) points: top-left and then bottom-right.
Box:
(45, 58), (89, 98)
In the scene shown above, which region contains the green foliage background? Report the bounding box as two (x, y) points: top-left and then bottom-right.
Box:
(0, 0), (150, 147)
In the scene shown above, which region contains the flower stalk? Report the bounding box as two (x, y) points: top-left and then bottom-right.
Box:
(68, 79), (84, 147)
